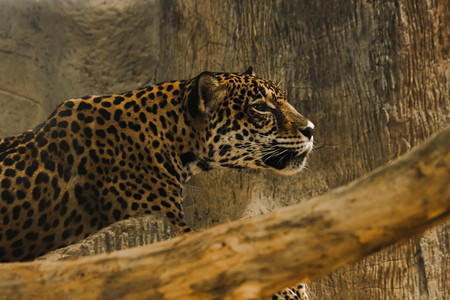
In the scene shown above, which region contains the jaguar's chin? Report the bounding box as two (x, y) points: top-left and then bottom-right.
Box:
(262, 147), (310, 175)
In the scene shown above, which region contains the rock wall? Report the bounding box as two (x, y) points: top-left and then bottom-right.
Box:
(0, 0), (448, 298)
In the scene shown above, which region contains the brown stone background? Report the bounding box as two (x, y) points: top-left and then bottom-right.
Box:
(0, 0), (448, 299)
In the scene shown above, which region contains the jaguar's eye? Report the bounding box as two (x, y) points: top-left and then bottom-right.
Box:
(251, 102), (272, 114)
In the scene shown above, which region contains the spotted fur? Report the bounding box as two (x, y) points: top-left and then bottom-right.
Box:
(273, 284), (309, 300)
(0, 67), (314, 264)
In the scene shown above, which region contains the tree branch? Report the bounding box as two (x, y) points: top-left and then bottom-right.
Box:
(0, 126), (449, 300)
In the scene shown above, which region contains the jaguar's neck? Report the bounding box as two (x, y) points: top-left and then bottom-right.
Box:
(129, 79), (211, 183)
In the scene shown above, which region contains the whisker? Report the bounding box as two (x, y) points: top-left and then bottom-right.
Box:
(276, 80), (283, 88)
(257, 90), (265, 99)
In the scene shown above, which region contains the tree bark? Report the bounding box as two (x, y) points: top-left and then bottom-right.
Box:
(0, 126), (448, 300)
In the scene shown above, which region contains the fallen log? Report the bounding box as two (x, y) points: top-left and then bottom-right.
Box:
(0, 126), (449, 300)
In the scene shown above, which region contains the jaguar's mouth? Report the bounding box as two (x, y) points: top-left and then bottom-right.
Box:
(262, 147), (309, 174)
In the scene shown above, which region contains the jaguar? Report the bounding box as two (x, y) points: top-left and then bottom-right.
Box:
(0, 67), (313, 298)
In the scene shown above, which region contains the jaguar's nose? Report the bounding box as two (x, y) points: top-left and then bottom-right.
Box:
(299, 121), (314, 140)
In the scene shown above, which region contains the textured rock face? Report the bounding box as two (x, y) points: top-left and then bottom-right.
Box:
(0, 0), (164, 137)
(37, 214), (176, 261)
(0, 0), (448, 299)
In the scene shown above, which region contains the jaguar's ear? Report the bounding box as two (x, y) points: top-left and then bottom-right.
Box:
(243, 66), (255, 76)
(188, 72), (225, 119)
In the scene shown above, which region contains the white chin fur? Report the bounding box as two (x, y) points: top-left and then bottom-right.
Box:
(273, 159), (307, 176)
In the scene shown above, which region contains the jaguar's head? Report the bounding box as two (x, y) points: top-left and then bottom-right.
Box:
(187, 67), (314, 175)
